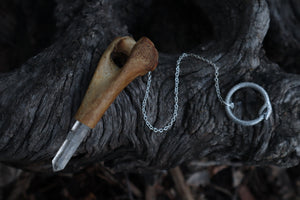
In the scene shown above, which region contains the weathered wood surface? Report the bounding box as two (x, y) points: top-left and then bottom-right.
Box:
(0, 0), (299, 172)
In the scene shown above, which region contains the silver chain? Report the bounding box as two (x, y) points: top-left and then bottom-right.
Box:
(181, 53), (233, 107)
(142, 53), (230, 133)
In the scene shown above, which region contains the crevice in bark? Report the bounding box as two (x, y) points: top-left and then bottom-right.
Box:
(264, 0), (300, 74)
(128, 0), (214, 54)
(0, 0), (56, 72)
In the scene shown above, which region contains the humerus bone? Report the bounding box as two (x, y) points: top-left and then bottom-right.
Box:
(75, 36), (158, 128)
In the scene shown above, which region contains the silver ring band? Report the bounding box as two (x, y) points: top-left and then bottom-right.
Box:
(225, 82), (272, 126)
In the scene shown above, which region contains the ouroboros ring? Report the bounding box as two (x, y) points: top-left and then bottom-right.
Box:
(225, 82), (272, 126)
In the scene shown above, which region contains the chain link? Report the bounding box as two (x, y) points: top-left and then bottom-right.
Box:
(142, 53), (231, 133)
(183, 53), (233, 108)
(142, 54), (182, 133)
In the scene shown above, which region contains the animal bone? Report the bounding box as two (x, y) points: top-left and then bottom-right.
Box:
(75, 36), (158, 128)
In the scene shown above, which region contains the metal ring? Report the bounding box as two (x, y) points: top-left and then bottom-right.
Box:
(225, 82), (272, 126)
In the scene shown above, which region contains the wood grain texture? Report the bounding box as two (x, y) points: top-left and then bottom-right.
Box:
(0, 0), (299, 173)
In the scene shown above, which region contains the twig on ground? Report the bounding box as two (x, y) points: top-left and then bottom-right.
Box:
(145, 184), (156, 200)
(169, 167), (195, 200)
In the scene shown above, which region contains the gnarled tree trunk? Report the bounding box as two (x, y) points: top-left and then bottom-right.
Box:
(0, 0), (299, 173)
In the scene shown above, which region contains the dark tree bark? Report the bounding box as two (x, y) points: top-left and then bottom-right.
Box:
(0, 0), (299, 173)
(265, 0), (300, 74)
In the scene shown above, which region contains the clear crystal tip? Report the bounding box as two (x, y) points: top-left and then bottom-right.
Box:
(52, 121), (91, 172)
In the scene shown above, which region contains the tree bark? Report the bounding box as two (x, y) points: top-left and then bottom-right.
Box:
(0, 0), (299, 173)
(265, 0), (300, 73)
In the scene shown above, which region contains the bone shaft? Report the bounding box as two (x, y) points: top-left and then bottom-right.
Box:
(80, 66), (140, 126)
